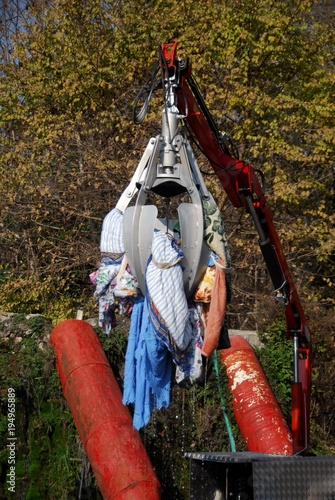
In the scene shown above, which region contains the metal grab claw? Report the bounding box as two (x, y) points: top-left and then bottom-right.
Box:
(117, 68), (212, 297)
(118, 127), (211, 297)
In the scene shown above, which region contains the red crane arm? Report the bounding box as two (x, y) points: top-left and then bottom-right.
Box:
(161, 42), (311, 454)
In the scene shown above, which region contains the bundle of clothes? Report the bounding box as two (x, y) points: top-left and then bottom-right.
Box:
(90, 200), (232, 430)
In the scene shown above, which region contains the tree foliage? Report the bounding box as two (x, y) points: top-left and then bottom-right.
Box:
(0, 0), (334, 320)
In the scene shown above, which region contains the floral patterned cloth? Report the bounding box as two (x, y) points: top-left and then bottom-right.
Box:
(202, 199), (232, 303)
(193, 258), (216, 303)
(202, 200), (231, 269)
(89, 254), (139, 334)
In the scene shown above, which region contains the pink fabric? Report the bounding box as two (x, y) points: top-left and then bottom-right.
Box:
(201, 259), (227, 357)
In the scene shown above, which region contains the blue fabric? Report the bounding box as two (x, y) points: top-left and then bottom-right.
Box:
(122, 296), (172, 429)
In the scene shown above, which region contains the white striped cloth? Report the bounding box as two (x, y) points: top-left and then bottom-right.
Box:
(100, 208), (124, 254)
(146, 230), (191, 353)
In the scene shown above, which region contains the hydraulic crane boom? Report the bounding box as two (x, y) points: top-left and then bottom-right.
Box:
(158, 42), (311, 454)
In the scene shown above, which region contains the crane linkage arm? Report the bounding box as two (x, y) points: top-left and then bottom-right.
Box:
(160, 42), (311, 454)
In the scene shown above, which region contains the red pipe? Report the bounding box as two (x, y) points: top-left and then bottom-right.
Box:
(220, 336), (293, 455)
(50, 319), (161, 499)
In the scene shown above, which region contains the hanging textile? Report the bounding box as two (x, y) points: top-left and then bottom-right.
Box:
(90, 207), (139, 334)
(201, 257), (228, 356)
(202, 199), (232, 303)
(174, 305), (204, 386)
(89, 255), (139, 334)
(100, 207), (124, 254)
(122, 296), (172, 430)
(146, 229), (192, 363)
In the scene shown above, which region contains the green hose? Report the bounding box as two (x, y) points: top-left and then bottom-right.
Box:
(213, 349), (236, 452)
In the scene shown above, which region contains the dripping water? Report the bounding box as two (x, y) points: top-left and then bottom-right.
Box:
(203, 355), (210, 406)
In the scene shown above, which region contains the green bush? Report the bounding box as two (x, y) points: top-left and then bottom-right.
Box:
(257, 316), (293, 423)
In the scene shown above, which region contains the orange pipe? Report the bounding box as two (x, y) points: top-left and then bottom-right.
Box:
(51, 319), (161, 499)
(220, 336), (293, 455)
